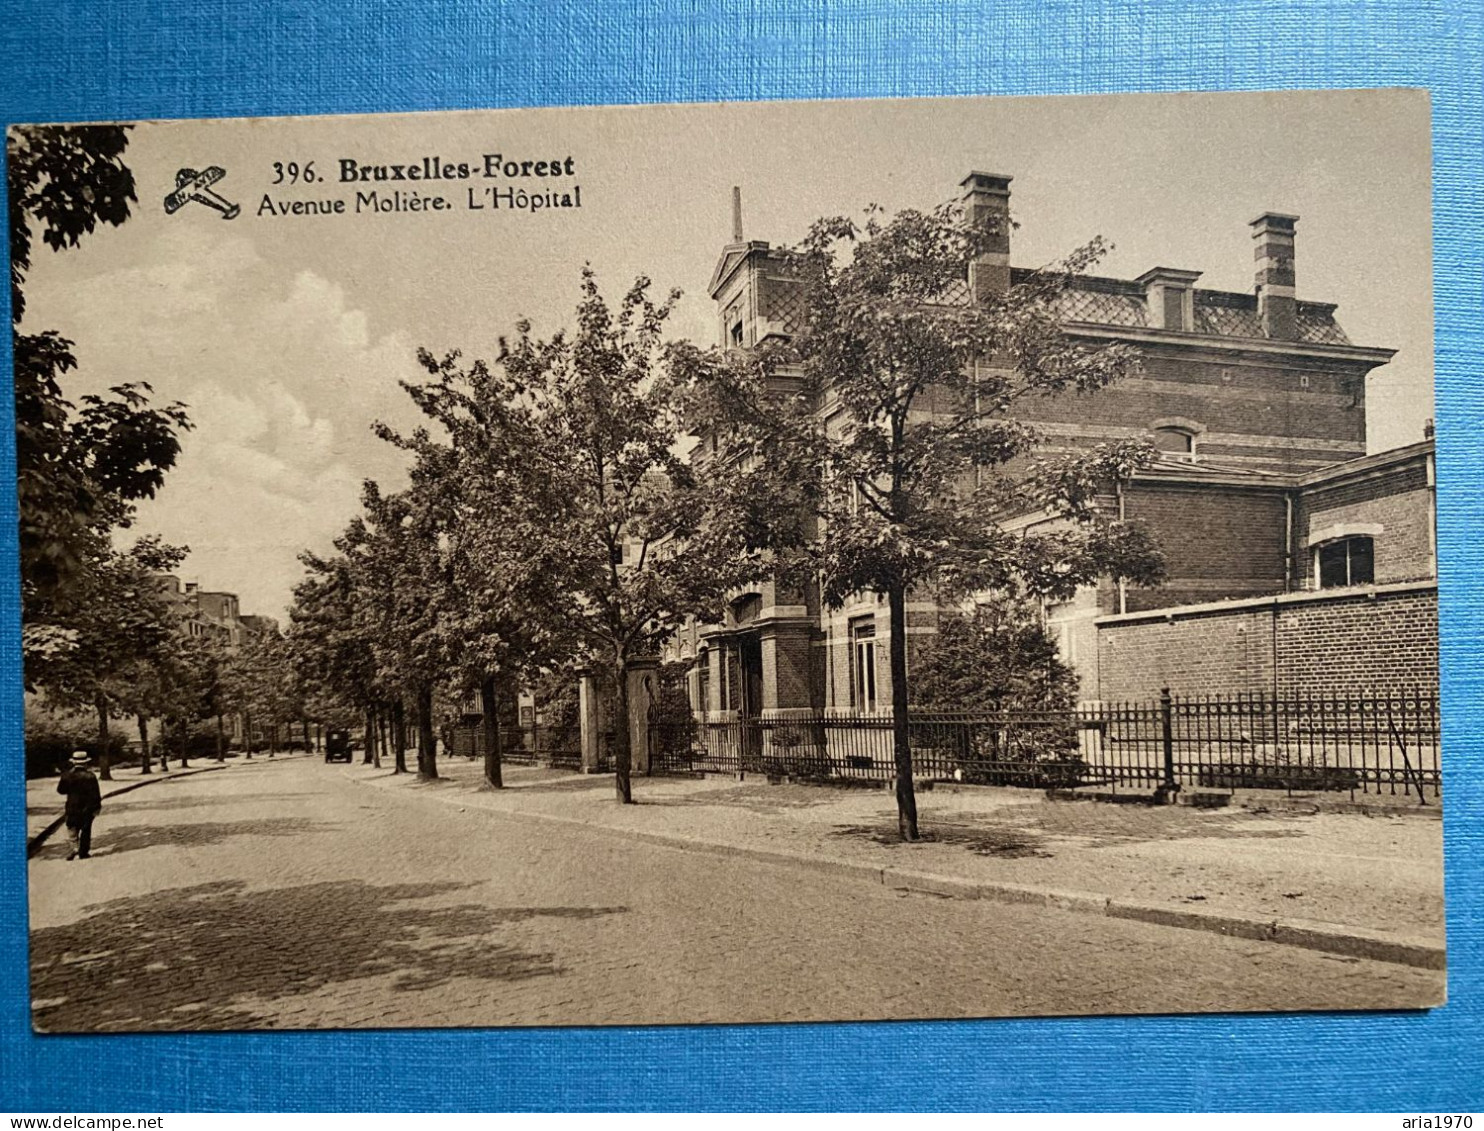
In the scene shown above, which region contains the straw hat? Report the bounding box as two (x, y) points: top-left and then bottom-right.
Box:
(68, 750), (90, 766)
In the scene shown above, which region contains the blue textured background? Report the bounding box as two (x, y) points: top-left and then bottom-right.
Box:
(1, 0), (1480, 1113)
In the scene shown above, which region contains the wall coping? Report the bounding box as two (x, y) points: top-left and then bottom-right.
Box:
(1095, 579), (1437, 629)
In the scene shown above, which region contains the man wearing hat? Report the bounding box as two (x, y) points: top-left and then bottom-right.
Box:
(57, 751), (103, 860)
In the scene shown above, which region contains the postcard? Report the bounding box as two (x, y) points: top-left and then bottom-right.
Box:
(12, 90), (1443, 1030)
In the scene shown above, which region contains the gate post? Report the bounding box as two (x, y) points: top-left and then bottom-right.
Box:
(626, 657), (660, 776)
(1156, 686), (1179, 803)
(578, 669), (604, 774)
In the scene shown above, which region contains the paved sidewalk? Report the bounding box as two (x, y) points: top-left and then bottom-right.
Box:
(26, 753), (307, 846)
(346, 754), (1445, 964)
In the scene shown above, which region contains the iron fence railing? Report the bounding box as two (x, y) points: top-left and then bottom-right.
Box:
(450, 724), (584, 769)
(646, 688), (1441, 802)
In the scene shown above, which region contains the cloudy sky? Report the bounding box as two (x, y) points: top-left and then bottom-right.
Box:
(18, 89), (1433, 622)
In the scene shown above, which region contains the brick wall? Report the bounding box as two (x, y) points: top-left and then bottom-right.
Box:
(1095, 583), (1437, 701)
(1123, 482), (1289, 610)
(1274, 588), (1437, 696)
(1095, 604), (1277, 699)
(1296, 457), (1434, 586)
(1020, 345), (1368, 473)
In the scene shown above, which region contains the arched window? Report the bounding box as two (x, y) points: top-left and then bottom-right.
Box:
(1153, 426), (1196, 458)
(1315, 536), (1375, 589)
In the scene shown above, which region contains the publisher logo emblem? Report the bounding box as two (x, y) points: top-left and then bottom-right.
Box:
(163, 166), (241, 220)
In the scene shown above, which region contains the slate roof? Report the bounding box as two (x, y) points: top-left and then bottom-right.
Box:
(760, 261), (1352, 346)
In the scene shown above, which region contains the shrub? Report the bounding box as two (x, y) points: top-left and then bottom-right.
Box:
(24, 699), (132, 778)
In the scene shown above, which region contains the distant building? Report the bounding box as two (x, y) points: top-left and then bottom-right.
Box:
(239, 614), (281, 640)
(155, 576), (239, 646)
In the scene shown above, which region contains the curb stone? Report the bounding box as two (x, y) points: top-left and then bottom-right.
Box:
(350, 767), (1447, 972)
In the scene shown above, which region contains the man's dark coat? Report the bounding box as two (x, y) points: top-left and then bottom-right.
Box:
(57, 768), (102, 829)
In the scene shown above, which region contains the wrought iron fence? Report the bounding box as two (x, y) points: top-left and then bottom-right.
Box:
(450, 724), (584, 769)
(646, 688), (1441, 802)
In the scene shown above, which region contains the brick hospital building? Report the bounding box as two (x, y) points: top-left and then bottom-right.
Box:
(665, 172), (1438, 715)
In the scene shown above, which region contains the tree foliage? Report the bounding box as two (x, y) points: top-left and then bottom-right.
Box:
(489, 269), (807, 802)
(909, 597), (1079, 713)
(23, 536), (186, 778)
(10, 121), (197, 771)
(8, 125), (192, 612)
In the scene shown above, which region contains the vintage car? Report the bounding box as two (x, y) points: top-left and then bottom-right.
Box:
(324, 728), (354, 763)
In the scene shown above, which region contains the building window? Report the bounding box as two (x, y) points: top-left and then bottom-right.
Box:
(1316, 536), (1375, 589)
(697, 657), (711, 715)
(850, 618), (878, 713)
(730, 320), (745, 347)
(1153, 426), (1196, 459)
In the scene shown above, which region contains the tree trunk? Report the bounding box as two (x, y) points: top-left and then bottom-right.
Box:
(416, 684), (438, 780)
(176, 717), (190, 769)
(888, 578), (919, 841)
(243, 711), (254, 758)
(480, 674), (503, 790)
(302, 716), (311, 756)
(364, 706), (378, 768)
(137, 713), (151, 775)
(612, 659), (633, 804)
(376, 710), (388, 769)
(95, 695), (112, 781)
(268, 722), (278, 756)
(216, 714), (226, 762)
(392, 700), (408, 775)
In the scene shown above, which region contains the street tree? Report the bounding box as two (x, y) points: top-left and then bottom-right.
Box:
(346, 481), (449, 780)
(289, 553), (382, 763)
(25, 537), (186, 780)
(384, 348), (581, 790)
(495, 269), (807, 803)
(719, 203), (1167, 839)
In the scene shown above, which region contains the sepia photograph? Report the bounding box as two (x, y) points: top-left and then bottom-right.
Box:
(12, 89), (1444, 1031)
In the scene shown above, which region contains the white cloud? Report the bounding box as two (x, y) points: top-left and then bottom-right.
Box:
(28, 232), (420, 620)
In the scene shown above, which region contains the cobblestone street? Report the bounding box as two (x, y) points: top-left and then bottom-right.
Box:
(28, 757), (1445, 1031)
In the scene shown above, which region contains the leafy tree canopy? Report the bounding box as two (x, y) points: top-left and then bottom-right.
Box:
(8, 125), (192, 611)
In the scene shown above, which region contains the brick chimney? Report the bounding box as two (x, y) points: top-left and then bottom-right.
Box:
(730, 185), (744, 244)
(1251, 212), (1299, 339)
(962, 172), (1012, 302)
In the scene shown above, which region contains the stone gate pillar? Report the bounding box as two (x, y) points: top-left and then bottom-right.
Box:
(578, 668), (605, 774)
(626, 657), (661, 775)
